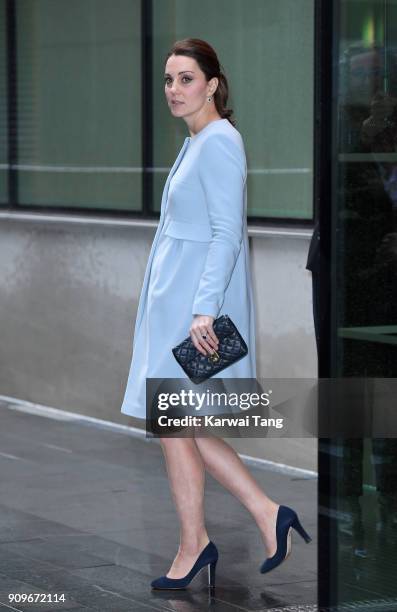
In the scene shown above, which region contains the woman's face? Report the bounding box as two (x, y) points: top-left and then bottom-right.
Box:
(164, 54), (217, 119)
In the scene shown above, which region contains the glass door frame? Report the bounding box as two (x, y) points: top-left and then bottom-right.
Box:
(314, 0), (340, 608)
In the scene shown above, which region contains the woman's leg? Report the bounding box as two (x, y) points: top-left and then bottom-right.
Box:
(159, 435), (210, 578)
(194, 433), (280, 558)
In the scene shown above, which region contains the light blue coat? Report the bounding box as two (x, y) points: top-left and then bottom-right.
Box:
(120, 118), (256, 419)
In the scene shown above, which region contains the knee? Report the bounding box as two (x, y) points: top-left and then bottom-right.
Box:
(158, 435), (196, 449)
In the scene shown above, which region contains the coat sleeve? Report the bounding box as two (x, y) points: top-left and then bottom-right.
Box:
(192, 132), (246, 319)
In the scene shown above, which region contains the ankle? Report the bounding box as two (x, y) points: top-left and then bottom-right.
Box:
(251, 498), (279, 524)
(178, 534), (210, 556)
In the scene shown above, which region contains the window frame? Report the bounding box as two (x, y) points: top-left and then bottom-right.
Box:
(2, 0), (314, 228)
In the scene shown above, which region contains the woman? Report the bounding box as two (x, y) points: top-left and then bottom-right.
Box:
(120, 38), (311, 590)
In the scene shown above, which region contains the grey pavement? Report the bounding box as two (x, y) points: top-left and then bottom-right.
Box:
(0, 400), (317, 611)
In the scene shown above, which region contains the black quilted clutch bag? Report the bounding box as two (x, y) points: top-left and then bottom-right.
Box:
(172, 314), (248, 384)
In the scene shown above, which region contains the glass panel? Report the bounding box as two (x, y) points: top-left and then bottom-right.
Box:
(15, 0), (141, 210)
(152, 0), (314, 220)
(332, 0), (397, 606)
(0, 0), (7, 204)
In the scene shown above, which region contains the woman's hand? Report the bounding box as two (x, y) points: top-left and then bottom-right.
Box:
(190, 315), (219, 356)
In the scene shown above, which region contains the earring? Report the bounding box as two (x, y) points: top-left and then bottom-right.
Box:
(208, 95), (213, 102)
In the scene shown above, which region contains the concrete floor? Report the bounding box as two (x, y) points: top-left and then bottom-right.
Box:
(0, 400), (317, 612)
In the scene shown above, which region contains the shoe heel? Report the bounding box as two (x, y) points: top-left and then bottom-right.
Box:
(292, 515), (312, 543)
(208, 560), (217, 588)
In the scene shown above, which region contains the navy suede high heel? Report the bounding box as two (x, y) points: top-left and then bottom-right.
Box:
(260, 505), (312, 574)
(151, 540), (218, 590)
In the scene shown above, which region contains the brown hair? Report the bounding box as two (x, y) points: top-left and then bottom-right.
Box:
(164, 38), (236, 127)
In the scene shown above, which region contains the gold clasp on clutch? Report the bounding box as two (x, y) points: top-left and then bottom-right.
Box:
(208, 350), (220, 363)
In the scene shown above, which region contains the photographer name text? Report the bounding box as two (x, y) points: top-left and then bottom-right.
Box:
(157, 414), (284, 429)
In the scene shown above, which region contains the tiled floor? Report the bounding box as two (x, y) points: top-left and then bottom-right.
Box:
(0, 401), (317, 611)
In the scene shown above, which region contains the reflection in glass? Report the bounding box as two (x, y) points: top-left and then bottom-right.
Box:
(332, 0), (397, 606)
